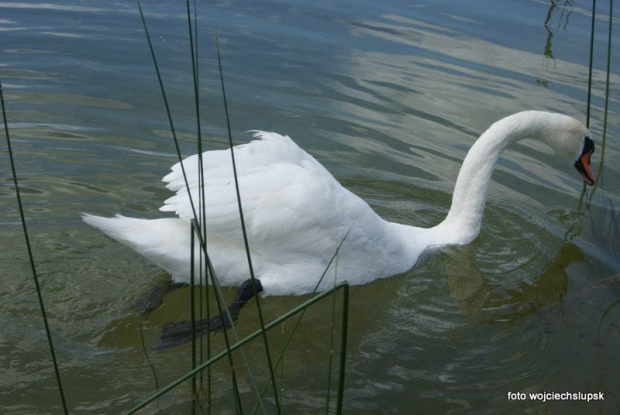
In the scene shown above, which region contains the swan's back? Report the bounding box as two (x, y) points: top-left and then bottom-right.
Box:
(161, 132), (367, 251)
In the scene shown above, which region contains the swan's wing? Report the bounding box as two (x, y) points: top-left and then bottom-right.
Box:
(161, 131), (309, 193)
(159, 132), (373, 254)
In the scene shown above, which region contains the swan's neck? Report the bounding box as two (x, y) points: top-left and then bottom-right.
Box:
(432, 112), (554, 245)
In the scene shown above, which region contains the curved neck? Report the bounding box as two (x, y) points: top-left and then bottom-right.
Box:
(433, 111), (557, 245)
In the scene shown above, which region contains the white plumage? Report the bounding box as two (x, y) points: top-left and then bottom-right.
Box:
(84, 111), (595, 296)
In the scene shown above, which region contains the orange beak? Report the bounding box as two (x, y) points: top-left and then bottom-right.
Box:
(574, 146), (595, 186)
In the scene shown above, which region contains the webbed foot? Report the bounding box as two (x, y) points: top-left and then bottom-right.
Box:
(157, 278), (263, 350)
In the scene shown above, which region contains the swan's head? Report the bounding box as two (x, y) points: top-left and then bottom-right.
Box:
(538, 113), (596, 186)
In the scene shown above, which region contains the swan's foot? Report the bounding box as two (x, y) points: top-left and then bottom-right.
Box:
(156, 312), (234, 350)
(132, 276), (187, 315)
(157, 278), (263, 350)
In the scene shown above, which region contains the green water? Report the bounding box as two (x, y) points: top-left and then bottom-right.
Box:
(1, 0), (619, 413)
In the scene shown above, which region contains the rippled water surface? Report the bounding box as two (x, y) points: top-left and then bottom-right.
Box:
(1, 1), (619, 414)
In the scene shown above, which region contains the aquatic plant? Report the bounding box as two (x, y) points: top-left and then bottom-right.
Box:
(122, 1), (350, 413)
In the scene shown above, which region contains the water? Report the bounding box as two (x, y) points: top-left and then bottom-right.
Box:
(1, 0), (619, 413)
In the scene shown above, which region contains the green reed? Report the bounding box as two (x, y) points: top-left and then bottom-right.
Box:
(133, 1), (350, 413)
(136, 2), (246, 409)
(125, 284), (349, 414)
(1, 80), (69, 414)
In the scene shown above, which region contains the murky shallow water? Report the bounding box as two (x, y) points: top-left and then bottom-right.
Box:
(1, 0), (619, 414)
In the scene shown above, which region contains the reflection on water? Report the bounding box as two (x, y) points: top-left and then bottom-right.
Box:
(543, 0), (574, 60)
(441, 219), (617, 324)
(1, 0), (619, 413)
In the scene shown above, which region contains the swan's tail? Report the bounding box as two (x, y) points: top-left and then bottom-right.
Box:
(82, 214), (193, 280)
(84, 214), (158, 250)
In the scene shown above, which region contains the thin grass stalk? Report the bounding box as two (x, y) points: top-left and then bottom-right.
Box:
(573, 0), (599, 213)
(251, 226), (354, 414)
(195, 24), (214, 413)
(124, 283), (349, 414)
(137, 2), (190, 198)
(183, 0), (209, 382)
(184, 58), (272, 407)
(1, 79), (69, 414)
(335, 284), (349, 415)
(189, 225), (198, 411)
(323, 261), (340, 414)
(189, 222), (246, 414)
(136, 5), (350, 413)
(589, 0), (613, 200)
(215, 30), (281, 413)
(137, 2), (208, 237)
(199, 246), (213, 412)
(137, 4), (250, 409)
(136, 2), (210, 245)
(137, 1), (230, 358)
(586, 0), (597, 127)
(181, 1), (205, 410)
(138, 322), (162, 412)
(576, 0), (610, 214)
(322, 249), (348, 414)
(184, 2), (212, 405)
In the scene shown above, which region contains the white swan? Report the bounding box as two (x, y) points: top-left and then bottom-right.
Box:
(84, 111), (595, 296)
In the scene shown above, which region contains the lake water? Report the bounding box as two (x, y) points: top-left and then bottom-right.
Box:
(1, 0), (619, 414)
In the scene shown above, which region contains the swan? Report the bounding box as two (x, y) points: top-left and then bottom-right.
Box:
(83, 111), (595, 298)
